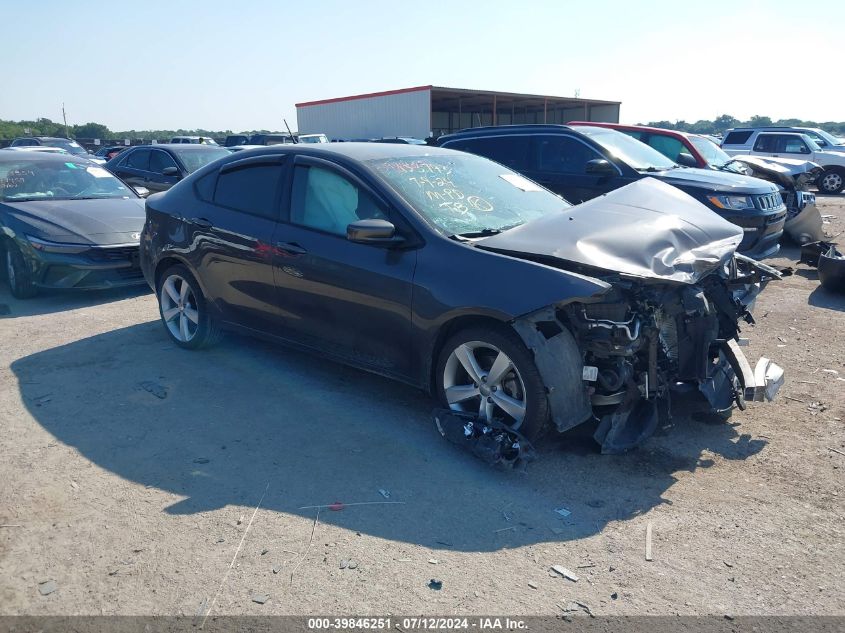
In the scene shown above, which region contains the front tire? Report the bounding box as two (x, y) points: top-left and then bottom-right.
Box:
(156, 264), (222, 349)
(436, 324), (549, 441)
(818, 168), (845, 194)
(4, 241), (38, 299)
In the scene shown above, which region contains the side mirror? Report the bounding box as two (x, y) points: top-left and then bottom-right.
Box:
(133, 186), (150, 198)
(676, 152), (698, 167)
(347, 219), (404, 245)
(585, 158), (616, 175)
(162, 166), (180, 177)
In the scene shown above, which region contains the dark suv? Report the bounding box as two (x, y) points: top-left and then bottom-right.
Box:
(438, 125), (787, 259)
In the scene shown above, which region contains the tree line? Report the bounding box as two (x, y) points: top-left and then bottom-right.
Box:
(0, 118), (271, 141)
(2, 114), (844, 141)
(639, 115), (845, 137)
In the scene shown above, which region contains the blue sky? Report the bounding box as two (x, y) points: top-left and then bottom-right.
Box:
(1, 0), (843, 131)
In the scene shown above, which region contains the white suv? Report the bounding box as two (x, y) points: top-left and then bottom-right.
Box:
(721, 130), (845, 194)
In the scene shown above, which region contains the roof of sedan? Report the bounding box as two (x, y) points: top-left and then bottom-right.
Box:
(231, 141), (457, 161)
(135, 144), (230, 150)
(0, 149), (92, 163)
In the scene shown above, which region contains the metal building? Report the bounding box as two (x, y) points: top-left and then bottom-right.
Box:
(295, 85), (621, 140)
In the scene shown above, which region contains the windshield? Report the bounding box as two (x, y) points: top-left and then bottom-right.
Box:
(368, 153), (571, 235)
(804, 128), (842, 147)
(689, 135), (735, 168)
(49, 139), (88, 156)
(0, 159), (134, 201)
(171, 147), (230, 173)
(572, 126), (677, 171)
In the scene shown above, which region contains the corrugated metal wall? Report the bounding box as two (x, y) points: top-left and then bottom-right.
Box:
(297, 89), (431, 140)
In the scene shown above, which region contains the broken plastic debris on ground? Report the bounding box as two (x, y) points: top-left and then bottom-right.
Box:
(432, 408), (536, 469)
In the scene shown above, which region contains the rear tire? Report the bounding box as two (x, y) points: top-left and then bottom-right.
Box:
(818, 168), (845, 194)
(436, 324), (550, 441)
(156, 264), (222, 349)
(4, 241), (38, 299)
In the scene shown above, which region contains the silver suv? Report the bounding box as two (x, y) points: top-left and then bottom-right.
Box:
(721, 129), (845, 194)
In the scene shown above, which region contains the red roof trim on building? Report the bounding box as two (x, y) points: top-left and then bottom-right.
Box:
(296, 85), (433, 108)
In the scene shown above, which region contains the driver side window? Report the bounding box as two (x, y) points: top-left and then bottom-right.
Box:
(781, 137), (809, 154)
(290, 165), (386, 236)
(149, 150), (178, 174)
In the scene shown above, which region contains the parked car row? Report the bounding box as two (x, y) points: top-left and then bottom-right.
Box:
(2, 129), (790, 453)
(437, 124), (789, 258)
(563, 122), (826, 244)
(136, 142), (784, 453)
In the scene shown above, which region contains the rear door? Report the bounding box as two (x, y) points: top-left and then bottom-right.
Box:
(270, 156), (417, 380)
(187, 154), (288, 333)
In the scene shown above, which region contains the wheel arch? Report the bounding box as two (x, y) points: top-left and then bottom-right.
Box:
(426, 312), (514, 394)
(154, 255), (197, 291)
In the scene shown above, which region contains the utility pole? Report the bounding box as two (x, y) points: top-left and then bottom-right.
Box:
(62, 103), (69, 138)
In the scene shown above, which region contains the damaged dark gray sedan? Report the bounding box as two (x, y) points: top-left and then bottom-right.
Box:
(140, 143), (784, 453)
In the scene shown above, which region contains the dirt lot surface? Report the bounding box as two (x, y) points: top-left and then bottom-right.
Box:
(1, 197), (843, 618)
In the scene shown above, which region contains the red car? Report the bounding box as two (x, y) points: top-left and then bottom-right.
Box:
(567, 121), (744, 173)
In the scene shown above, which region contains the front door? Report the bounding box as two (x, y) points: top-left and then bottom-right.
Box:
(522, 134), (623, 203)
(147, 149), (182, 192)
(271, 158), (417, 380)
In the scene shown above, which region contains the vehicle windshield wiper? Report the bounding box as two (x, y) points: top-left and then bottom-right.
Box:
(453, 222), (524, 239)
(453, 228), (503, 238)
(637, 166), (668, 173)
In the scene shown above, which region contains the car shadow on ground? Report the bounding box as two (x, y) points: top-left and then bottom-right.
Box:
(808, 285), (845, 311)
(0, 284), (150, 318)
(11, 321), (767, 552)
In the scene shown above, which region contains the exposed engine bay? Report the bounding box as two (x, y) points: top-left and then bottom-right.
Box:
(513, 254), (785, 453)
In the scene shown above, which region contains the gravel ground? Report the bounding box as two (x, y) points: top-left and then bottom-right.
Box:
(0, 197), (843, 618)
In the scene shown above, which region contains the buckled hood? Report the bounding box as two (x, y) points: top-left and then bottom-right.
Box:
(732, 155), (824, 189)
(477, 178), (743, 284)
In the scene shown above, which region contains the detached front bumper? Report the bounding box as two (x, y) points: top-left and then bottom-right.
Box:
(700, 339), (784, 414)
(27, 243), (146, 290)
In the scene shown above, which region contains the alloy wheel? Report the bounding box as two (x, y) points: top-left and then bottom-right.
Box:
(820, 172), (843, 193)
(160, 274), (200, 343)
(442, 341), (527, 429)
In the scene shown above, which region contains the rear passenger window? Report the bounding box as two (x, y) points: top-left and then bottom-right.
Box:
(213, 163), (283, 219)
(723, 131), (753, 145)
(646, 135), (685, 161)
(753, 135), (778, 152)
(533, 135), (602, 173)
(444, 136), (531, 171)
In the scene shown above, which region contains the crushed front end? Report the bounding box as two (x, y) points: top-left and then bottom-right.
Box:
(515, 255), (784, 454)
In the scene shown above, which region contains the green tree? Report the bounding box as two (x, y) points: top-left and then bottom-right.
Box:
(73, 122), (111, 139)
(748, 115), (773, 128)
(712, 114), (739, 132)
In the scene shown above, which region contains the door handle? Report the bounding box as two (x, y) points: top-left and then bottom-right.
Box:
(190, 217), (212, 228)
(274, 241), (307, 256)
